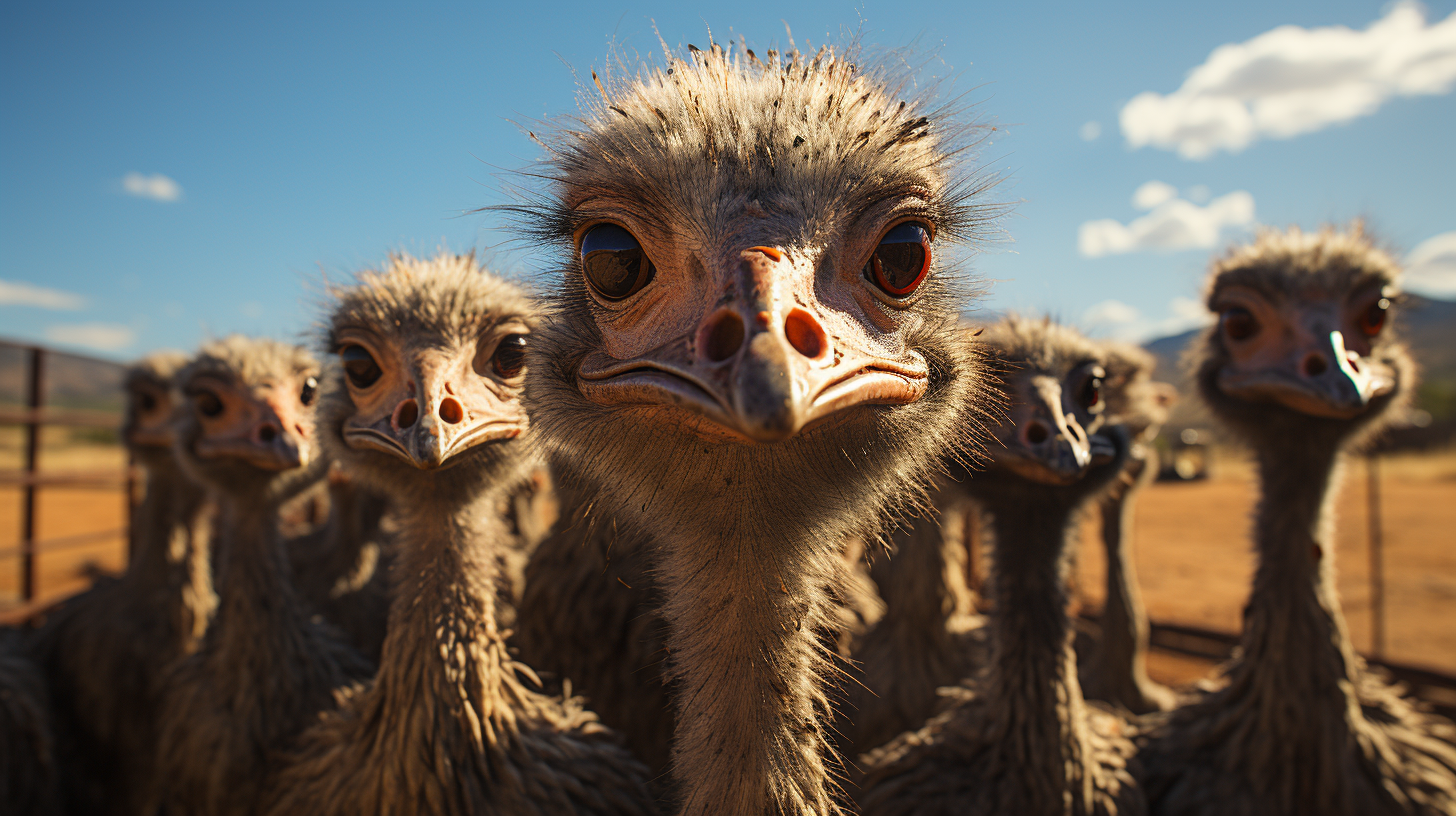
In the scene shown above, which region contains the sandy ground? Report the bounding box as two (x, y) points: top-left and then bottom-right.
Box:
(4, 444), (1455, 682)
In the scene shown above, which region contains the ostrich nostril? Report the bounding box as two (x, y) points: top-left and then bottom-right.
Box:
(257, 425), (277, 443)
(394, 399), (419, 430)
(1026, 422), (1049, 445)
(784, 309), (827, 360)
(1304, 354), (1328, 377)
(438, 397), (464, 425)
(702, 310), (746, 363)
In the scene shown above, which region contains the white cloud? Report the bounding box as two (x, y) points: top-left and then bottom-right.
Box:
(44, 323), (136, 352)
(122, 172), (183, 202)
(1132, 180), (1179, 210)
(1083, 296), (1215, 342)
(1080, 121), (1102, 141)
(1184, 184), (1212, 203)
(0, 279), (85, 310)
(1405, 231), (1456, 298)
(1120, 3), (1456, 159)
(1079, 187), (1255, 258)
(1084, 299), (1142, 326)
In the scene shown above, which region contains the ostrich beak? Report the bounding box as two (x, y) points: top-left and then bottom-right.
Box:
(194, 382), (313, 472)
(1219, 330), (1396, 419)
(577, 247), (929, 443)
(1000, 375), (1113, 485)
(343, 348), (526, 469)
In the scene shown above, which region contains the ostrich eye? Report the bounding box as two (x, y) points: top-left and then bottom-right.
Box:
(865, 222), (932, 298)
(340, 345), (382, 389)
(137, 392), (158, 413)
(194, 391), (224, 418)
(300, 376), (318, 406)
(492, 334), (528, 379)
(1220, 307), (1259, 342)
(1358, 298), (1389, 337)
(581, 224), (654, 301)
(1081, 375), (1103, 410)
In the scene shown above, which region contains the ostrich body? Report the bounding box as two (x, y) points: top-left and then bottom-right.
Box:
(1080, 342), (1179, 715)
(520, 44), (991, 814)
(33, 351), (213, 815)
(516, 498), (675, 777)
(1, 629), (61, 815)
(844, 481), (985, 757)
(287, 465), (391, 663)
(150, 336), (369, 816)
(859, 317), (1144, 816)
(1141, 225), (1456, 815)
(263, 253), (656, 816)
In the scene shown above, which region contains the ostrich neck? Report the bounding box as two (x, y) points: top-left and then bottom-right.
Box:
(126, 454), (204, 589)
(981, 489), (1088, 772)
(1235, 443), (1360, 704)
(663, 525), (846, 816)
(205, 489), (316, 680)
(370, 485), (515, 734)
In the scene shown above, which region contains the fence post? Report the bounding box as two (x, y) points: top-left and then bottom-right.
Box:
(1367, 452), (1385, 658)
(21, 346), (44, 603)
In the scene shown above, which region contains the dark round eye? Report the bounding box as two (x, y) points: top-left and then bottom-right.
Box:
(581, 224), (655, 301)
(194, 391), (224, 418)
(1220, 307), (1259, 342)
(1081, 376), (1102, 409)
(300, 376), (318, 406)
(340, 345), (382, 389)
(1358, 297), (1389, 338)
(492, 334), (528, 379)
(137, 391), (158, 413)
(865, 222), (932, 298)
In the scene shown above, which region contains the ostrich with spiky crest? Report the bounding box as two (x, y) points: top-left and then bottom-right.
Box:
(1141, 224), (1456, 815)
(263, 252), (657, 816)
(857, 317), (1144, 816)
(510, 39), (998, 814)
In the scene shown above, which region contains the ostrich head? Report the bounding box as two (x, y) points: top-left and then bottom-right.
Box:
(974, 316), (1128, 493)
(173, 336), (323, 503)
(1196, 223), (1414, 446)
(124, 350), (191, 458)
(317, 251), (536, 506)
(520, 42), (994, 542)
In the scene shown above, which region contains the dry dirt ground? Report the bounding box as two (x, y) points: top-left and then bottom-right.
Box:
(4, 445), (1454, 684)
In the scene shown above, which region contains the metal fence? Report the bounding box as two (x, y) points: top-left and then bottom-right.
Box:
(0, 338), (131, 615)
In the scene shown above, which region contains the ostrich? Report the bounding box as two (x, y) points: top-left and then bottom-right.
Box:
(1, 629), (61, 815)
(149, 336), (369, 816)
(1079, 342), (1179, 715)
(286, 464), (391, 663)
(33, 350), (214, 815)
(1140, 224), (1456, 815)
(515, 43), (994, 814)
(263, 252), (657, 816)
(858, 316), (1144, 816)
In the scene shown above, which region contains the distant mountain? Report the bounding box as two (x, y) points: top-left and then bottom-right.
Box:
(1142, 295), (1456, 436)
(0, 341), (125, 413)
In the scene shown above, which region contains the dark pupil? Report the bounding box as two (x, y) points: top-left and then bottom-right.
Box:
(1363, 302), (1387, 334)
(300, 376), (318, 406)
(1084, 378), (1102, 408)
(341, 345), (382, 388)
(196, 392), (223, 418)
(138, 392), (158, 412)
(492, 334), (528, 378)
(867, 222), (930, 295)
(582, 224), (652, 300)
(1222, 307), (1258, 341)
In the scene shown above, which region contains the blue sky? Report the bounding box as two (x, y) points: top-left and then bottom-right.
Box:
(2, 0), (1454, 359)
